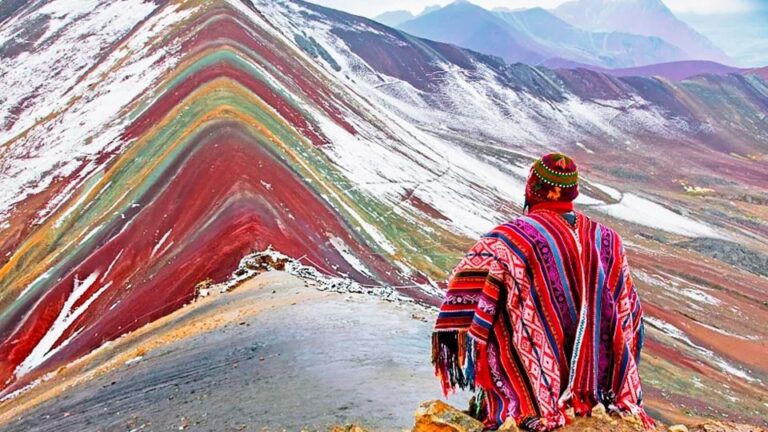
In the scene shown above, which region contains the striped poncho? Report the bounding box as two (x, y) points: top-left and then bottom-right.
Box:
(432, 209), (651, 431)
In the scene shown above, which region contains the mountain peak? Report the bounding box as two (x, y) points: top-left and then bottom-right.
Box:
(419, 5), (440, 16)
(374, 4), (442, 26)
(443, 0), (484, 10)
(373, 10), (415, 27)
(398, 0), (694, 68)
(552, 0), (731, 64)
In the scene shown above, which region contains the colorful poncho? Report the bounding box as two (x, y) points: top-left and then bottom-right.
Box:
(433, 209), (651, 431)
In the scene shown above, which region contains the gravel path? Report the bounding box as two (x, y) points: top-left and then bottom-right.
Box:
(0, 273), (468, 432)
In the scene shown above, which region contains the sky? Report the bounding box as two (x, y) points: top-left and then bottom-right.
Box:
(681, 7), (768, 67)
(310, 0), (764, 18)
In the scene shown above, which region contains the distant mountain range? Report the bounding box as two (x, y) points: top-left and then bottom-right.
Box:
(543, 59), (745, 81)
(372, 10), (414, 28)
(681, 9), (768, 68)
(396, 1), (545, 66)
(376, 0), (736, 71)
(495, 6), (689, 67)
(396, 1), (690, 68)
(553, 0), (731, 64)
(373, 6), (439, 27)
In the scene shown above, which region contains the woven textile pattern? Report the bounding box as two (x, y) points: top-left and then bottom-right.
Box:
(433, 210), (649, 431)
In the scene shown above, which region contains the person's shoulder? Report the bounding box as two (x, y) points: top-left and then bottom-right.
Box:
(579, 212), (625, 243)
(473, 220), (527, 250)
(483, 217), (531, 237)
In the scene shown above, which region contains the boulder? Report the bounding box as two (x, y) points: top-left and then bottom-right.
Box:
(413, 400), (485, 432)
(498, 418), (521, 431)
(590, 403), (610, 420)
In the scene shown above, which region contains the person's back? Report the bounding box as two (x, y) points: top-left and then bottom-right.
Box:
(432, 154), (650, 431)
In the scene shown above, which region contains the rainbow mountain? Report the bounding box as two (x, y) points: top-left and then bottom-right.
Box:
(0, 0), (766, 425)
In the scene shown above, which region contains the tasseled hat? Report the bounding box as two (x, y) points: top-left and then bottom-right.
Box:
(525, 153), (579, 204)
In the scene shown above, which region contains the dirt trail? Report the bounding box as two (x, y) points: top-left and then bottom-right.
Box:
(0, 272), (469, 432)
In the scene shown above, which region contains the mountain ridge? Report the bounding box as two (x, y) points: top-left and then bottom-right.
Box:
(397, 0), (693, 68)
(543, 59), (745, 81)
(372, 5), (439, 27)
(397, 1), (547, 66)
(553, 0), (732, 64)
(372, 10), (414, 27)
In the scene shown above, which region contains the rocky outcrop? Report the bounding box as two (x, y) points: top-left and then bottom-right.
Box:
(412, 401), (766, 432)
(676, 238), (768, 277)
(413, 400), (485, 432)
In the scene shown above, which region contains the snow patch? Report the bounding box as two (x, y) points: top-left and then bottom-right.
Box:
(16, 274), (112, 377)
(575, 141), (594, 154)
(645, 316), (755, 382)
(150, 229), (172, 258)
(78, 224), (103, 246)
(124, 356), (143, 366)
(680, 288), (720, 306)
(0, 3), (194, 223)
(101, 249), (125, 282)
(592, 182), (622, 201)
(0, 377), (43, 403)
(213, 248), (406, 302)
(329, 236), (374, 278)
(595, 193), (720, 238)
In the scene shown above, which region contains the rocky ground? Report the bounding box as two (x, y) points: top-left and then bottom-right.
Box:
(0, 271), (467, 432)
(0, 266), (764, 432)
(676, 238), (768, 278)
(406, 400), (766, 432)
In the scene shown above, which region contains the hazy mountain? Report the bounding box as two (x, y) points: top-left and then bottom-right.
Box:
(680, 9), (768, 68)
(372, 10), (414, 27)
(494, 7), (687, 67)
(553, 0), (732, 64)
(373, 5), (440, 28)
(543, 58), (745, 81)
(420, 5), (440, 16)
(398, 1), (547, 65)
(397, 1), (689, 68)
(600, 60), (745, 80)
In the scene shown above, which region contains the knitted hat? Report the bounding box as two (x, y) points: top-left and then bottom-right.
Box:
(525, 153), (579, 204)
